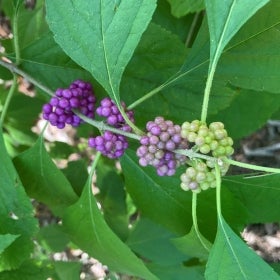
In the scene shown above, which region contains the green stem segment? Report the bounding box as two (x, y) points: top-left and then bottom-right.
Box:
(13, 6), (20, 65)
(192, 193), (211, 252)
(0, 60), (54, 97)
(214, 164), (223, 221)
(0, 75), (17, 125)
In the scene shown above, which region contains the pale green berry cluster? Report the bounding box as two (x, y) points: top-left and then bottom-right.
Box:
(180, 159), (230, 193)
(180, 120), (233, 193)
(181, 120), (234, 157)
(180, 161), (216, 193)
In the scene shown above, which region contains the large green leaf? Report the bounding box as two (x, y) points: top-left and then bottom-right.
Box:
(224, 174), (280, 223)
(45, 0), (156, 104)
(0, 129), (37, 270)
(205, 0), (269, 67)
(13, 137), (78, 216)
(62, 178), (158, 280)
(121, 147), (247, 238)
(205, 216), (279, 279)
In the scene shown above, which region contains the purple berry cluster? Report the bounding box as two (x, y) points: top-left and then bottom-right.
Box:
(88, 98), (134, 158)
(42, 80), (96, 129)
(136, 117), (188, 176)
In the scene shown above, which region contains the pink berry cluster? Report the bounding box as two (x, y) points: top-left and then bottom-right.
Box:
(136, 117), (188, 176)
(42, 80), (96, 129)
(88, 98), (134, 158)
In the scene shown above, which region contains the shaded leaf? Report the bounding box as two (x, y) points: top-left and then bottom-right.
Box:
(208, 89), (280, 140)
(13, 137), (78, 216)
(172, 226), (211, 260)
(0, 234), (19, 255)
(205, 216), (279, 279)
(45, 0), (157, 104)
(126, 218), (188, 265)
(166, 0), (204, 18)
(8, 32), (94, 91)
(37, 224), (69, 252)
(62, 178), (158, 280)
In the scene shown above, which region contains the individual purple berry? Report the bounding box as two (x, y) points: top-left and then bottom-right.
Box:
(42, 79), (96, 129)
(137, 117), (188, 176)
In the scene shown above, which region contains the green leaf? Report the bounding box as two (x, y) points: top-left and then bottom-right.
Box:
(224, 174), (280, 223)
(205, 216), (279, 279)
(208, 89), (280, 140)
(62, 178), (158, 280)
(45, 0), (157, 104)
(53, 261), (82, 280)
(0, 234), (19, 255)
(96, 158), (129, 241)
(13, 137), (78, 216)
(0, 129), (38, 270)
(205, 0), (269, 65)
(172, 226), (211, 260)
(126, 218), (188, 265)
(166, 0), (204, 18)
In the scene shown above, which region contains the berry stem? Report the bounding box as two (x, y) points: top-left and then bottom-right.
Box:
(214, 163), (223, 220)
(192, 193), (211, 252)
(0, 75), (17, 125)
(74, 110), (142, 141)
(89, 151), (102, 179)
(117, 105), (144, 136)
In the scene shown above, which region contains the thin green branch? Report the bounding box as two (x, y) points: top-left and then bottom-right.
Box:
(225, 158), (280, 174)
(0, 60), (54, 97)
(192, 193), (211, 252)
(0, 75), (17, 125)
(13, 7), (20, 65)
(74, 111), (142, 141)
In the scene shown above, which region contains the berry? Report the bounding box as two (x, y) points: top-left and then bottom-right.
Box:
(181, 120), (234, 157)
(137, 117), (188, 176)
(180, 161), (216, 193)
(42, 80), (96, 129)
(89, 98), (134, 158)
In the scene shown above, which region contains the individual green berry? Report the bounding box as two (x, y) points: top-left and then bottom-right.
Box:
(200, 144), (211, 154)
